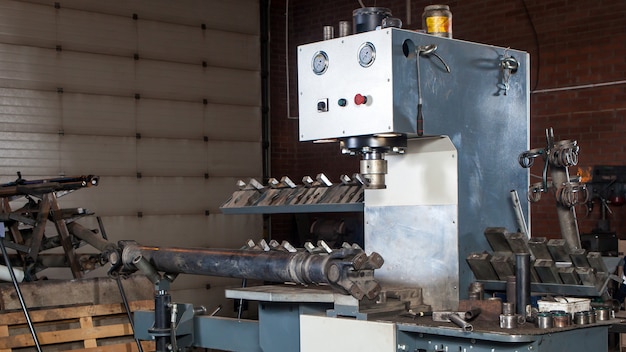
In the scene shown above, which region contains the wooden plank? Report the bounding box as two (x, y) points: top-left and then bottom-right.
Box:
(79, 316), (97, 348)
(70, 340), (155, 352)
(0, 276), (154, 310)
(0, 324), (9, 352)
(27, 194), (51, 262)
(0, 299), (155, 350)
(48, 192), (83, 278)
(0, 322), (133, 348)
(0, 300), (153, 325)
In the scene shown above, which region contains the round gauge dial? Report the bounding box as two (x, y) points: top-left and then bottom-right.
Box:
(312, 51), (329, 75)
(358, 42), (376, 67)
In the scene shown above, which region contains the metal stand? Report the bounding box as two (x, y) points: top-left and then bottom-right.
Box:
(0, 223), (42, 352)
(116, 276), (144, 352)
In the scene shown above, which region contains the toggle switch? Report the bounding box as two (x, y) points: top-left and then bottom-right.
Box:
(354, 94), (367, 105)
(317, 98), (329, 112)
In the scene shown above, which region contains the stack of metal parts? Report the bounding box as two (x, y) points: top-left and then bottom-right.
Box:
(0, 174), (103, 279)
(467, 227), (610, 297)
(220, 174), (365, 214)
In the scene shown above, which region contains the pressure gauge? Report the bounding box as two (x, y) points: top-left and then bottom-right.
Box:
(358, 42), (376, 67)
(312, 51), (329, 75)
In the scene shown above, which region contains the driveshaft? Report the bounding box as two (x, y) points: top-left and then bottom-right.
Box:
(117, 241), (384, 300)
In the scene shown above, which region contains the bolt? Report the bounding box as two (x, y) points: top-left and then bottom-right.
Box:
(328, 264), (341, 283)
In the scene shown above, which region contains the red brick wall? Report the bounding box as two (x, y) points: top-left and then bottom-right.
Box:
(269, 1), (626, 241)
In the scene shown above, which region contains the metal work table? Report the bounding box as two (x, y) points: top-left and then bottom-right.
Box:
(390, 314), (616, 338)
(227, 286), (614, 351)
(135, 285), (615, 351)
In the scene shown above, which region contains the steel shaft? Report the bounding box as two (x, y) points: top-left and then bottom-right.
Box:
(551, 166), (582, 250)
(119, 242), (383, 300)
(132, 246), (329, 285)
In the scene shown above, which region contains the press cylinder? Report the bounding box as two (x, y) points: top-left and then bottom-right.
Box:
(353, 7), (391, 33)
(360, 152), (388, 189)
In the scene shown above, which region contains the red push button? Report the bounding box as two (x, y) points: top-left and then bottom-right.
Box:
(354, 94), (368, 105)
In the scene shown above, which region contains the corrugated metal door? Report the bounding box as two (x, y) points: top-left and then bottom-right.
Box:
(0, 0), (262, 307)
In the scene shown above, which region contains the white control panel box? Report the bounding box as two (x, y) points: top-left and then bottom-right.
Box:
(297, 28), (423, 141)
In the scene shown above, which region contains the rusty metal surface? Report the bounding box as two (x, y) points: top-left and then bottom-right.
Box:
(0, 175), (101, 280)
(468, 226), (610, 296)
(118, 239), (383, 300)
(220, 174), (365, 214)
(458, 299), (502, 322)
(384, 312), (617, 338)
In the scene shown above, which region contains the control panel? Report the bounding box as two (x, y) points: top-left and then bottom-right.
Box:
(297, 28), (421, 142)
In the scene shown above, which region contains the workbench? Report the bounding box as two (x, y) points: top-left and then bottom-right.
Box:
(133, 285), (615, 352)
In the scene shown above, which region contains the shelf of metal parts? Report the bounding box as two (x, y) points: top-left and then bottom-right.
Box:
(477, 278), (610, 297)
(220, 202), (364, 214)
(221, 184), (364, 214)
(394, 317), (616, 343)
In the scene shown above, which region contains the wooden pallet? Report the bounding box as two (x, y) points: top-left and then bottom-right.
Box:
(0, 300), (155, 351)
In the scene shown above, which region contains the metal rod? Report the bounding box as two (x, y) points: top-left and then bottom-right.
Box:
(416, 48), (424, 136)
(510, 190), (529, 238)
(515, 253), (531, 317)
(68, 222), (116, 253)
(531, 79), (626, 94)
(133, 256), (162, 285)
(96, 216), (108, 240)
(237, 278), (247, 320)
(0, 235), (42, 352)
(116, 277), (144, 352)
(448, 313), (473, 332)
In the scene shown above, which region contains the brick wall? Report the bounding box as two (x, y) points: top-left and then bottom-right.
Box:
(269, 1), (626, 241)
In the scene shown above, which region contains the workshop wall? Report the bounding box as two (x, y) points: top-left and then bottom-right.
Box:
(0, 0), (263, 308)
(269, 1), (626, 241)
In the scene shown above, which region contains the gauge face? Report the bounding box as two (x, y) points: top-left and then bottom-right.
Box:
(358, 42), (376, 67)
(312, 51), (329, 75)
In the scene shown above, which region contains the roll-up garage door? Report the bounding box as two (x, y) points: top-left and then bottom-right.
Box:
(0, 0), (262, 307)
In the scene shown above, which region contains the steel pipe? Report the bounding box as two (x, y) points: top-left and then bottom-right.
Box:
(515, 253), (530, 317)
(68, 222), (116, 253)
(551, 166), (582, 250)
(119, 241), (383, 300)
